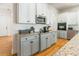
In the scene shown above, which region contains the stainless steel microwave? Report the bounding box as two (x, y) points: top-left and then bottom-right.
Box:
(36, 16), (46, 24)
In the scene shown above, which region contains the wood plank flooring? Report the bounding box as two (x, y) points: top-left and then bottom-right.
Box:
(0, 36), (12, 56)
(0, 36), (68, 56)
(34, 39), (69, 56)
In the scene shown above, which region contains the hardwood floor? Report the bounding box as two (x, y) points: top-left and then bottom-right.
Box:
(34, 39), (69, 56)
(0, 36), (68, 56)
(0, 36), (12, 56)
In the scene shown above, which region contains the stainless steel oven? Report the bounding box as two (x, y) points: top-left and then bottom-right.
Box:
(58, 23), (66, 30)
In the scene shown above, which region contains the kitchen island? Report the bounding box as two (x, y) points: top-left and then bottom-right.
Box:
(53, 32), (79, 56)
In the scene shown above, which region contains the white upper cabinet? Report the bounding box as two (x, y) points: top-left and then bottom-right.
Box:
(17, 3), (36, 24)
(76, 12), (79, 26)
(67, 12), (77, 25)
(58, 13), (67, 23)
(36, 3), (47, 17)
(58, 12), (77, 25)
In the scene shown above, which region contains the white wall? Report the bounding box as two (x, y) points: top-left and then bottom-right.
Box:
(61, 6), (79, 12)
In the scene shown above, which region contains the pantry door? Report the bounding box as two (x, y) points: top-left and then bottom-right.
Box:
(0, 12), (10, 36)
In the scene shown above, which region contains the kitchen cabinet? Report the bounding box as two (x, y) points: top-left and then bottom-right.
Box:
(51, 32), (57, 43)
(31, 35), (39, 54)
(17, 3), (36, 24)
(36, 3), (47, 17)
(67, 12), (77, 25)
(58, 13), (67, 23)
(21, 37), (31, 56)
(39, 33), (52, 51)
(46, 32), (57, 48)
(40, 34), (47, 51)
(40, 32), (57, 51)
(46, 6), (58, 30)
(58, 12), (78, 28)
(20, 34), (39, 56)
(46, 33), (52, 48)
(58, 12), (77, 25)
(76, 12), (79, 26)
(58, 30), (67, 39)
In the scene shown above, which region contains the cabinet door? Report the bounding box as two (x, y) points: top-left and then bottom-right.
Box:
(77, 12), (79, 26)
(37, 3), (47, 16)
(21, 38), (31, 56)
(67, 12), (77, 25)
(31, 35), (39, 54)
(58, 13), (68, 23)
(18, 3), (35, 24)
(57, 31), (60, 38)
(28, 4), (36, 23)
(49, 32), (55, 45)
(46, 32), (57, 48)
(52, 32), (57, 43)
(50, 32), (54, 45)
(46, 33), (52, 48)
(59, 31), (67, 39)
(58, 31), (62, 38)
(40, 34), (47, 51)
(59, 31), (62, 38)
(63, 31), (67, 38)
(0, 11), (10, 36)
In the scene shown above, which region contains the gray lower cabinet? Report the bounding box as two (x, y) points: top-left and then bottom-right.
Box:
(20, 32), (57, 55)
(51, 32), (57, 44)
(47, 32), (57, 48)
(21, 35), (39, 56)
(46, 33), (52, 48)
(40, 32), (57, 51)
(58, 31), (67, 39)
(40, 34), (47, 51)
(21, 37), (31, 56)
(31, 35), (39, 54)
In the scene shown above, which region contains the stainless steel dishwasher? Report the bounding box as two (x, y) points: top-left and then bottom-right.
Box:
(67, 30), (76, 39)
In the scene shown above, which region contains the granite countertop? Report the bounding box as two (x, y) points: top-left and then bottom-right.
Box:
(53, 33), (79, 56)
(19, 32), (39, 38)
(40, 31), (57, 35)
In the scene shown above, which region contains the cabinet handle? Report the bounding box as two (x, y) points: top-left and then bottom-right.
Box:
(41, 13), (44, 15)
(26, 38), (27, 40)
(46, 38), (48, 39)
(30, 41), (33, 43)
(35, 36), (37, 37)
(27, 20), (30, 22)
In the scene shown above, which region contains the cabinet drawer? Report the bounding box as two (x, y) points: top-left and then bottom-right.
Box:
(21, 37), (31, 42)
(21, 35), (38, 42)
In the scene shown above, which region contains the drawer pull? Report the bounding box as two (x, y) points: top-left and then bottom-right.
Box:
(26, 38), (27, 40)
(35, 36), (37, 37)
(46, 38), (48, 39)
(30, 41), (33, 43)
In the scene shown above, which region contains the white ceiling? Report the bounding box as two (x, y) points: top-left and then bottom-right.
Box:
(49, 3), (79, 10)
